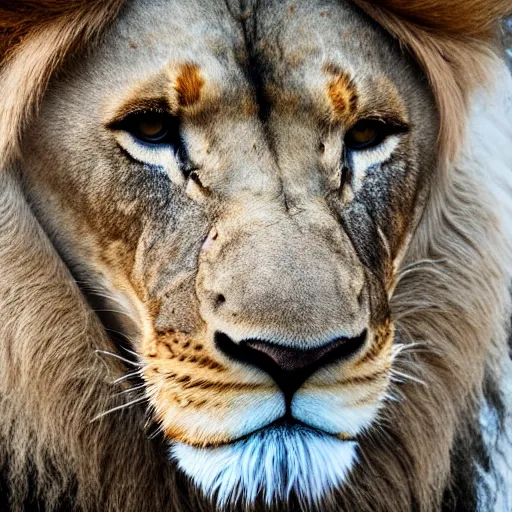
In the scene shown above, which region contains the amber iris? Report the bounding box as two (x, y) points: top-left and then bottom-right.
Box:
(345, 120), (385, 150)
(136, 113), (169, 143)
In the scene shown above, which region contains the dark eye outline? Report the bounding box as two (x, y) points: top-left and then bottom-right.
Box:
(112, 110), (184, 150)
(344, 119), (407, 151)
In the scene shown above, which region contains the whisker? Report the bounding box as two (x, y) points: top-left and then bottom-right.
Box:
(112, 370), (143, 385)
(382, 389), (402, 403)
(391, 341), (425, 360)
(146, 428), (163, 440)
(144, 417), (163, 440)
(115, 384), (147, 396)
(91, 396), (147, 422)
(390, 369), (426, 386)
(95, 349), (142, 368)
(119, 346), (142, 359)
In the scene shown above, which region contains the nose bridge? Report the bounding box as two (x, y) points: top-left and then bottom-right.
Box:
(198, 200), (367, 346)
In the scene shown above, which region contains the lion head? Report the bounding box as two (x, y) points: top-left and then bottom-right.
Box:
(0, 1), (511, 511)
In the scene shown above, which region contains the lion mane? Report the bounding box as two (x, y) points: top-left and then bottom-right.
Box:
(0, 1), (511, 511)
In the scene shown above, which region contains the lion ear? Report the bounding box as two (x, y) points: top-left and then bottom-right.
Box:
(0, 0), (125, 169)
(352, 0), (512, 165)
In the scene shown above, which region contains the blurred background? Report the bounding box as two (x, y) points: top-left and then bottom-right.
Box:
(504, 17), (512, 68)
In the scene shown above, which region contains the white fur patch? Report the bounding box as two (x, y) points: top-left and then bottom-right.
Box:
(292, 389), (379, 435)
(348, 134), (401, 193)
(113, 131), (185, 185)
(171, 425), (357, 507)
(477, 398), (512, 511)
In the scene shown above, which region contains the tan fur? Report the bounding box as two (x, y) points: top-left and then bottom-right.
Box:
(0, 0), (125, 167)
(0, 1), (511, 511)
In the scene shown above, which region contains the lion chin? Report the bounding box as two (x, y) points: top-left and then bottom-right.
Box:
(171, 423), (357, 506)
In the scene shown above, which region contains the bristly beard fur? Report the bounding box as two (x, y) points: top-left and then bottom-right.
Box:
(171, 424), (357, 508)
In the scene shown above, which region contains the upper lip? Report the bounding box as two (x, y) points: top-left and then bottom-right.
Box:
(215, 330), (368, 407)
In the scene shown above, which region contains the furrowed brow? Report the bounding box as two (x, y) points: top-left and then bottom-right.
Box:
(105, 62), (206, 126)
(105, 73), (171, 126)
(356, 75), (410, 129)
(322, 64), (409, 129)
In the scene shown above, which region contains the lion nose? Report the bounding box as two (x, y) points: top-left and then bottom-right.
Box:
(215, 331), (367, 396)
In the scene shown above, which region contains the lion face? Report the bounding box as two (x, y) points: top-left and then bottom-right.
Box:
(20, 0), (437, 505)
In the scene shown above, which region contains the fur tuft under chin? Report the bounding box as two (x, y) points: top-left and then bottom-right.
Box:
(171, 425), (357, 508)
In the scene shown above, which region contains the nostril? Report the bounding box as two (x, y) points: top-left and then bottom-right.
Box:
(216, 294), (226, 306)
(245, 332), (367, 373)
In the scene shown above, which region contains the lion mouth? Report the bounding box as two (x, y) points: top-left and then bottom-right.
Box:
(199, 417), (357, 448)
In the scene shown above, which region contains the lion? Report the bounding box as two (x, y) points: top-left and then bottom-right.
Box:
(0, 0), (511, 510)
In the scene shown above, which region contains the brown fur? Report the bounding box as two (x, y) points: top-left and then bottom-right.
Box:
(174, 62), (205, 108)
(323, 63), (359, 122)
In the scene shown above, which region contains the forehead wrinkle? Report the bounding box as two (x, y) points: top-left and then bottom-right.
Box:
(249, 1), (415, 129)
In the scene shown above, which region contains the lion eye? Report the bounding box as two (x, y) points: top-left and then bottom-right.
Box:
(345, 120), (387, 150)
(120, 111), (182, 147)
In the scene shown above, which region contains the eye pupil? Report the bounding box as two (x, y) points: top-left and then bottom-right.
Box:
(345, 120), (385, 150)
(136, 114), (169, 143)
(352, 126), (376, 144)
(115, 111), (183, 148)
(139, 119), (165, 138)
(113, 110), (187, 162)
